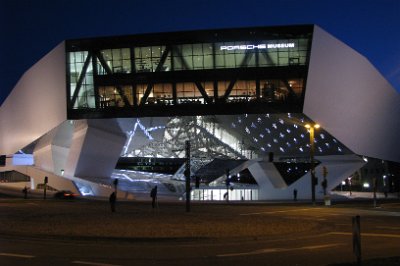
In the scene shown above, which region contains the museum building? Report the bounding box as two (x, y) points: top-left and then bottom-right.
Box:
(1, 25), (399, 200)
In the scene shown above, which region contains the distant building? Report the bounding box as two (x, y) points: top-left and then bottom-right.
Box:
(1, 25), (399, 200)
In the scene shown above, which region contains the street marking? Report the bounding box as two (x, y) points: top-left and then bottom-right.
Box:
(217, 243), (343, 257)
(72, 261), (121, 266)
(379, 211), (400, 217)
(329, 232), (400, 238)
(375, 226), (400, 230)
(381, 203), (400, 207)
(240, 208), (321, 216)
(0, 252), (35, 258)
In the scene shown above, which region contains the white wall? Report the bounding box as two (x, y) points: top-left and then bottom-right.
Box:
(305, 26), (400, 162)
(65, 119), (126, 179)
(33, 120), (73, 175)
(0, 42), (67, 155)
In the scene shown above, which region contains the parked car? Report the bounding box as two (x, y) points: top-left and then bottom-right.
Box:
(53, 190), (77, 199)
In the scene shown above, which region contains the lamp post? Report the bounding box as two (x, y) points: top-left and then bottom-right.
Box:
(185, 140), (191, 212)
(305, 123), (320, 205)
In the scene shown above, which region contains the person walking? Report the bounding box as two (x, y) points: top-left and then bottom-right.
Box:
(150, 186), (158, 209)
(22, 186), (28, 199)
(109, 192), (116, 212)
(293, 189), (298, 201)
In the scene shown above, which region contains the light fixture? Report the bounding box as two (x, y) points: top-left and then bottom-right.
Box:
(305, 123), (320, 129)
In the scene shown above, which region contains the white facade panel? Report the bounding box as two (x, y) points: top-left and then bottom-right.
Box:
(0, 42), (67, 155)
(305, 26), (400, 162)
(65, 119), (126, 179)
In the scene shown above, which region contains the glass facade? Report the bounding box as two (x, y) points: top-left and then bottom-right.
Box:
(98, 48), (131, 74)
(135, 46), (170, 72)
(66, 26), (313, 118)
(174, 43), (213, 70)
(191, 188), (259, 201)
(68, 51), (95, 108)
(99, 85), (133, 107)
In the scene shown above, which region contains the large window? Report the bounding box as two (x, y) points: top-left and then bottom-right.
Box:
(136, 84), (149, 104)
(218, 80), (257, 102)
(258, 39), (309, 67)
(176, 82), (204, 104)
(98, 48), (131, 74)
(260, 79), (304, 101)
(215, 42), (257, 69)
(152, 83), (173, 105)
(68, 51), (95, 108)
(173, 43), (213, 71)
(202, 81), (214, 99)
(98, 86), (133, 107)
(134, 46), (171, 72)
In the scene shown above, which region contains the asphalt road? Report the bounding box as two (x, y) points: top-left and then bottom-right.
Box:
(1, 199), (400, 266)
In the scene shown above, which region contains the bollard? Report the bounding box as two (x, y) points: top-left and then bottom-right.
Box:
(352, 215), (361, 265)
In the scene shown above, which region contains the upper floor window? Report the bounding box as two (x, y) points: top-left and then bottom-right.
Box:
(134, 46), (171, 72)
(258, 38), (309, 67)
(98, 48), (131, 74)
(215, 42), (257, 69)
(173, 43), (213, 71)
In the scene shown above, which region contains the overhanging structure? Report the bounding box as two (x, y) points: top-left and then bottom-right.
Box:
(1, 25), (399, 200)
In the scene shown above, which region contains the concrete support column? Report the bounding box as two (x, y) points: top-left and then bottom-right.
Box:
(248, 161), (286, 200)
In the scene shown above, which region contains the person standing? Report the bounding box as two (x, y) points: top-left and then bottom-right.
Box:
(109, 192), (116, 212)
(22, 186), (28, 199)
(150, 186), (158, 209)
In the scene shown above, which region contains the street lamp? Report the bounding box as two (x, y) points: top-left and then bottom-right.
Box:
(305, 123), (320, 205)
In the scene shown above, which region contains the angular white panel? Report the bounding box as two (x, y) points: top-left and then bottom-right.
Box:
(0, 42), (67, 155)
(305, 26), (400, 162)
(33, 121), (73, 174)
(249, 161), (287, 189)
(65, 119), (126, 179)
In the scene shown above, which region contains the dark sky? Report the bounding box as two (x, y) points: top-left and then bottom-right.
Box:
(1, 0), (399, 105)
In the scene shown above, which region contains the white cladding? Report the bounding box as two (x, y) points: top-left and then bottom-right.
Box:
(0, 42), (67, 155)
(305, 26), (400, 162)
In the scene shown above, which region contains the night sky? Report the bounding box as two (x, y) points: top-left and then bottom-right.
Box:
(1, 0), (399, 105)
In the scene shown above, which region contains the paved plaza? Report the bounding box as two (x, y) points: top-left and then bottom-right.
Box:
(1, 197), (400, 265)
